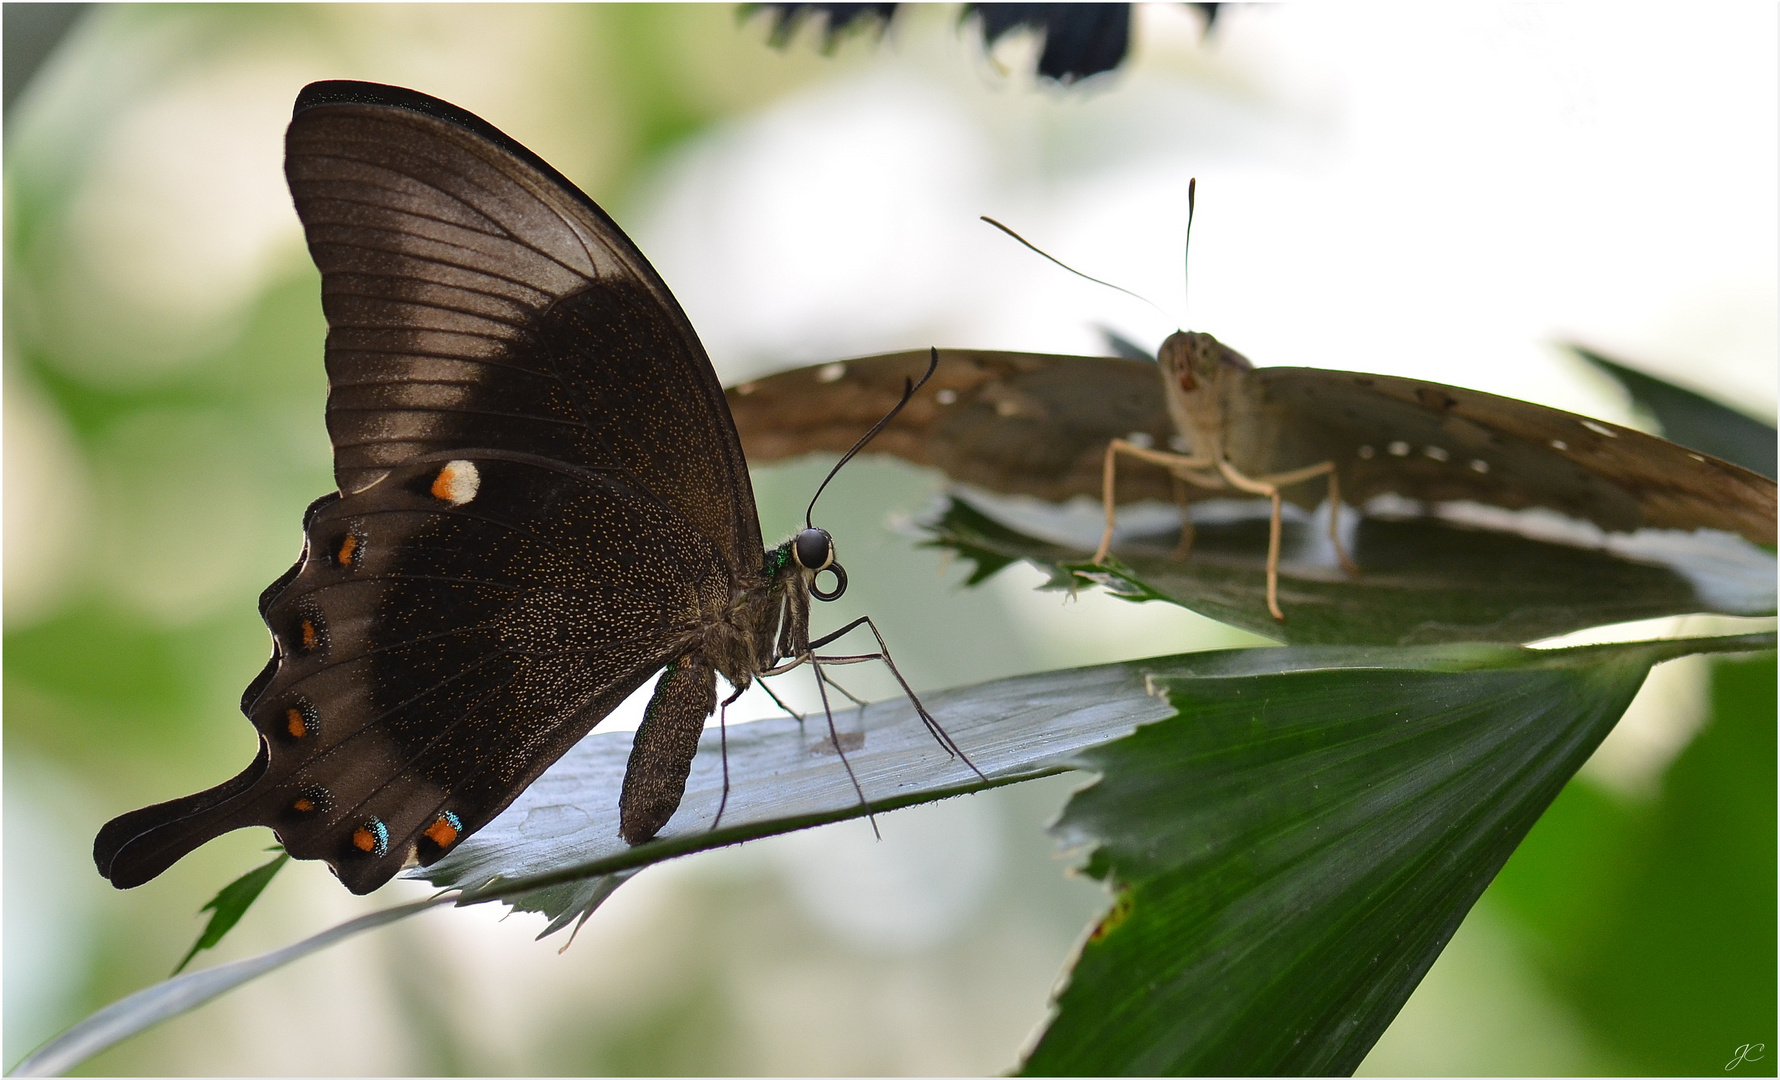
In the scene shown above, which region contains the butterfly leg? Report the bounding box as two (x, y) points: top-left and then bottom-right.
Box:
(1095, 439), (1219, 563)
(1172, 476), (1196, 558)
(1216, 458), (1340, 621)
(805, 616), (983, 779)
(710, 681), (749, 832)
(757, 679), (805, 725)
(809, 651), (880, 839)
(1326, 469), (1358, 575)
(818, 669), (872, 712)
(619, 657), (717, 845)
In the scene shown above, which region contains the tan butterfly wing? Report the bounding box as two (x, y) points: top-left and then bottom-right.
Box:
(729, 350), (1178, 503)
(729, 351), (1776, 544)
(1230, 369), (1775, 545)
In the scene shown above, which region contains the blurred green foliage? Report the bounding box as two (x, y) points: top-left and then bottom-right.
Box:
(1491, 654), (1777, 1074)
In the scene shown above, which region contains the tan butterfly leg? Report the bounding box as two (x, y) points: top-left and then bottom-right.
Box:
(1094, 440), (1356, 621)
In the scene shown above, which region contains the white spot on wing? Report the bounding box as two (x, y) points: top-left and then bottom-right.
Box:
(1550, 439), (1568, 451)
(433, 460), (480, 506)
(817, 363), (846, 383)
(1470, 459), (1490, 473)
(1424, 445), (1449, 462)
(1581, 420), (1618, 438)
(935, 388), (958, 405)
(1388, 441), (1411, 457)
(1125, 431), (1154, 450)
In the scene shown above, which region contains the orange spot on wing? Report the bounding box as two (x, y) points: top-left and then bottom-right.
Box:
(352, 826), (378, 852)
(337, 533), (358, 566)
(300, 619), (318, 650)
(425, 817), (459, 847)
(286, 708), (307, 738)
(293, 797), (315, 813)
(431, 467), (457, 502)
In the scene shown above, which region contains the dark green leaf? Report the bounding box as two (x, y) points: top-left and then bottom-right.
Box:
(924, 495), (1775, 646)
(1572, 343), (1777, 480)
(170, 851), (289, 976)
(1017, 634), (1773, 1076)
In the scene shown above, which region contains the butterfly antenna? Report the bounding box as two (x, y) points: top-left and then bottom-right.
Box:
(980, 216), (1176, 327)
(1183, 177), (1196, 323)
(805, 347), (940, 528)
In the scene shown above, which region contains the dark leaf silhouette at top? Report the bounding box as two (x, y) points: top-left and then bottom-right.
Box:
(745, 3), (1220, 82)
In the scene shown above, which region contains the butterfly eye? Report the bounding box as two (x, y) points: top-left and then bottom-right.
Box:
(792, 527), (834, 572)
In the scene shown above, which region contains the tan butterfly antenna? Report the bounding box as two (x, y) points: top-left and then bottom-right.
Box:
(980, 216), (1179, 329)
(1183, 177), (1197, 324)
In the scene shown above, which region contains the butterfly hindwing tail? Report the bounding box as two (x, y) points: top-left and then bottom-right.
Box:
(93, 742), (271, 888)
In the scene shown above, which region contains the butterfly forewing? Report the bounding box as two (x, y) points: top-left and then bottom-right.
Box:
(286, 85), (762, 576)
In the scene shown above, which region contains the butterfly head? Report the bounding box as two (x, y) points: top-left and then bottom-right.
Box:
(1158, 330), (1252, 396)
(791, 526), (847, 601)
(1157, 330), (1252, 453)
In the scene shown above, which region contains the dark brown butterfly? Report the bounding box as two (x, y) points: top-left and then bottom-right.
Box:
(726, 341), (1776, 618)
(92, 81), (961, 896)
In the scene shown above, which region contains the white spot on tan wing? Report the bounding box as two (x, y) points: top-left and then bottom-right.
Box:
(431, 460), (480, 506)
(1388, 441), (1411, 457)
(935, 388), (958, 405)
(817, 363), (846, 383)
(1470, 459), (1490, 473)
(1423, 445), (1449, 462)
(1550, 439), (1568, 451)
(735, 381), (760, 396)
(1581, 420), (1618, 438)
